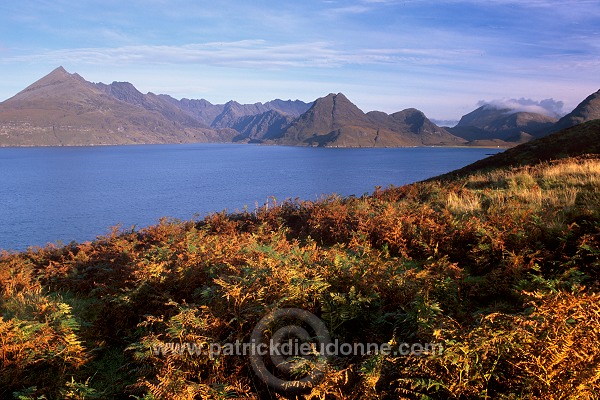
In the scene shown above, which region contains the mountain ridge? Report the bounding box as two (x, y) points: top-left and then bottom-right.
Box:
(447, 90), (600, 145)
(0, 68), (461, 147)
(1, 67), (598, 148)
(274, 93), (466, 147)
(448, 105), (558, 143)
(0, 67), (232, 146)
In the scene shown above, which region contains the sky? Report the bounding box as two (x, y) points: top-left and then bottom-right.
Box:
(0, 0), (599, 122)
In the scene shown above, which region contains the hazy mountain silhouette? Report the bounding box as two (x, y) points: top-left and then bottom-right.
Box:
(159, 96), (225, 126)
(159, 96), (311, 128)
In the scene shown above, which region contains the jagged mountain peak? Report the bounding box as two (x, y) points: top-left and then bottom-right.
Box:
(43, 66), (72, 80)
(0, 67), (229, 146)
(11, 66), (587, 148)
(11, 66), (89, 99)
(310, 92), (366, 120)
(96, 81), (146, 105)
(276, 93), (463, 147)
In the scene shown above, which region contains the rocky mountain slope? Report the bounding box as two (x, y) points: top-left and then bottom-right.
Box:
(0, 68), (461, 147)
(229, 110), (294, 142)
(3, 67), (595, 148)
(160, 96), (311, 128)
(0, 67), (233, 146)
(275, 93), (465, 147)
(551, 89), (600, 133)
(448, 105), (557, 143)
(449, 89), (600, 145)
(95, 81), (212, 129)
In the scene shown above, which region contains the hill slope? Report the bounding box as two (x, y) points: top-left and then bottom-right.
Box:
(449, 105), (558, 143)
(4, 67), (595, 149)
(229, 110), (294, 141)
(0, 67), (231, 146)
(0, 68), (464, 147)
(443, 119), (600, 177)
(95, 81), (210, 129)
(551, 89), (600, 132)
(277, 93), (465, 147)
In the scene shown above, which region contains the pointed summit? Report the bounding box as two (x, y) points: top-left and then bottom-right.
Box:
(276, 93), (464, 147)
(9, 66), (88, 103)
(49, 65), (68, 75)
(284, 92), (369, 140)
(0, 68), (230, 146)
(34, 66), (75, 84)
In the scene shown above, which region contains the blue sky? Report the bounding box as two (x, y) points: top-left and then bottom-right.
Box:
(0, 0), (599, 121)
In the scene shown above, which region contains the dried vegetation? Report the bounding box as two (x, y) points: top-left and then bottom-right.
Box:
(2, 156), (600, 399)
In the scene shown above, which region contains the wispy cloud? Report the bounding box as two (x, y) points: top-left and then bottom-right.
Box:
(326, 5), (372, 14)
(2, 40), (478, 69)
(322, 0), (401, 15)
(1, 0), (598, 119)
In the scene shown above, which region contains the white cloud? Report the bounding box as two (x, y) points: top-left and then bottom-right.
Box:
(477, 98), (565, 117)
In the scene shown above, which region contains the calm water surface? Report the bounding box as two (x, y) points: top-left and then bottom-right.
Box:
(0, 144), (501, 251)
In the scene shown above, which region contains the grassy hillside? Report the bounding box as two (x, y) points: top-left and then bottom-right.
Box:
(1, 134), (600, 398)
(443, 119), (600, 177)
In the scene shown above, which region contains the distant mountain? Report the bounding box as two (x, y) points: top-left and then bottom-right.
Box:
(439, 119), (600, 178)
(275, 93), (465, 147)
(160, 96), (311, 128)
(211, 100), (310, 129)
(449, 105), (557, 143)
(95, 81), (211, 129)
(211, 101), (273, 129)
(551, 89), (600, 133)
(159, 96), (225, 126)
(368, 108), (466, 145)
(230, 110), (294, 142)
(265, 99), (313, 116)
(11, 67), (593, 148)
(0, 67), (231, 146)
(278, 93), (368, 145)
(0, 67), (313, 147)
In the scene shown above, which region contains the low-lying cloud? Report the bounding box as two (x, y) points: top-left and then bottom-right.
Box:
(477, 98), (565, 117)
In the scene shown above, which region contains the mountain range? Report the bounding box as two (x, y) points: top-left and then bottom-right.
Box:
(0, 67), (598, 147)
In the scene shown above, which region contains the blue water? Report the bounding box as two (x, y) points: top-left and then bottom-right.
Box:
(0, 144), (501, 251)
